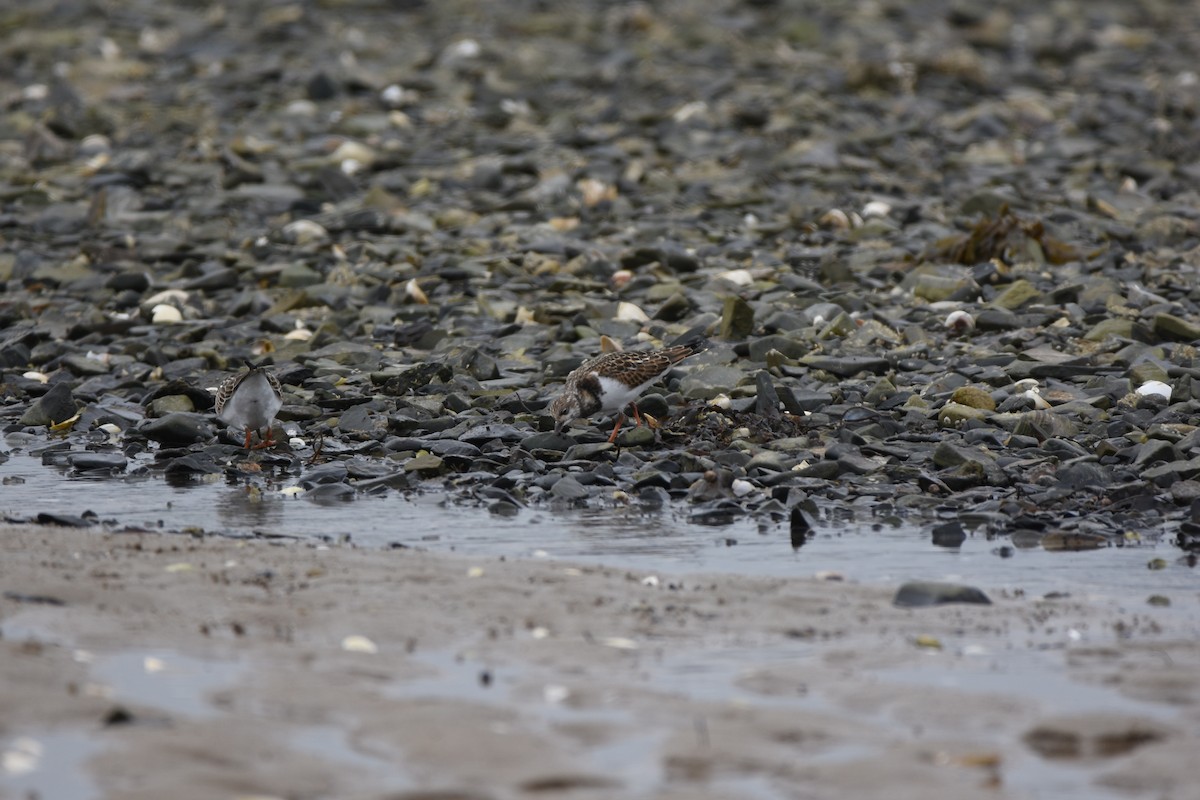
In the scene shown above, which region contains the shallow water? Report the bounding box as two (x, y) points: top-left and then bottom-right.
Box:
(1, 451), (1193, 601)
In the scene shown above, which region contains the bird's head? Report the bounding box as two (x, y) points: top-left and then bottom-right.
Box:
(550, 392), (580, 435)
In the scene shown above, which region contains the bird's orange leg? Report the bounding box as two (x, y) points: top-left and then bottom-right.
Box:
(242, 429), (253, 449)
(607, 412), (627, 443)
(253, 428), (276, 450)
(630, 403), (643, 427)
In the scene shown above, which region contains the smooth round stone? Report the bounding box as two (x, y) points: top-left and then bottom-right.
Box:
(404, 452), (445, 474)
(892, 581), (992, 608)
(550, 475), (589, 500)
(520, 432), (575, 452)
(950, 386), (997, 411)
(305, 483), (357, 504)
(68, 452), (128, 471)
(139, 412), (213, 444)
(563, 442), (614, 461)
(148, 395), (195, 416)
(615, 426), (655, 447)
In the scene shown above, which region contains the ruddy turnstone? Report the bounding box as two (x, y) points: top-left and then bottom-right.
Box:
(550, 337), (707, 442)
(215, 362), (283, 449)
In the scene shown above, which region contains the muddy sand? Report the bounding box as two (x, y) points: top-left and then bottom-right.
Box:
(0, 524), (1197, 799)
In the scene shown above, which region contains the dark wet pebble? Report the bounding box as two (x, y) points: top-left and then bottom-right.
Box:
(305, 483), (357, 504)
(140, 413), (214, 445)
(893, 581), (992, 608)
(68, 452), (128, 472)
(19, 382), (77, 427)
(931, 521), (967, 549)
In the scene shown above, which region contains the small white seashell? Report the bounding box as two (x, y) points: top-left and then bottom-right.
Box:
(340, 158), (362, 176)
(151, 304), (183, 324)
(672, 100), (708, 122)
(341, 635), (378, 654)
(284, 326), (312, 340)
(282, 219), (329, 245)
(1023, 389), (1052, 410)
(467, 566), (484, 578)
(530, 626), (549, 640)
(731, 478), (754, 498)
(819, 208), (851, 229)
(285, 99), (318, 117)
(717, 268), (753, 287)
(2, 737), (42, 776)
(641, 575), (659, 587)
(22, 371), (49, 384)
(601, 637), (638, 650)
(279, 486), (305, 497)
(944, 309), (975, 333)
(862, 200), (892, 218)
(610, 269), (634, 289)
(380, 84), (407, 107)
(1136, 380), (1172, 401)
(814, 570), (844, 581)
(145, 288), (189, 305)
(1012, 378), (1040, 393)
(709, 394), (732, 409)
(442, 38), (481, 62)
(330, 140), (376, 166)
(543, 684), (570, 704)
(615, 301), (649, 323)
(405, 278), (429, 304)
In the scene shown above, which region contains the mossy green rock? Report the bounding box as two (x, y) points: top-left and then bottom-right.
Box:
(950, 386), (996, 411)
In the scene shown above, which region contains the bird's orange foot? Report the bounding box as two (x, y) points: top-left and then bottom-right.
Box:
(607, 413), (627, 444)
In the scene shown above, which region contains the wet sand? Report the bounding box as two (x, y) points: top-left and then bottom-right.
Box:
(0, 523), (1197, 800)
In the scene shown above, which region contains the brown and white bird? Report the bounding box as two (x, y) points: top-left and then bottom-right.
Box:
(215, 362), (283, 449)
(550, 338), (707, 442)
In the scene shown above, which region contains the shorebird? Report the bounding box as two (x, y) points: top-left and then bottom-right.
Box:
(215, 362), (283, 449)
(550, 338), (707, 442)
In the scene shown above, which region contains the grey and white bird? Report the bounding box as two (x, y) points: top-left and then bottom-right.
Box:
(214, 362), (283, 449)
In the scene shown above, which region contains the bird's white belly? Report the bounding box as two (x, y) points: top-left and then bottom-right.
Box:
(595, 374), (657, 414)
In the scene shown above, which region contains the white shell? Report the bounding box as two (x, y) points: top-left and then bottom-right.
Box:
(341, 635), (378, 654)
(1136, 380), (1172, 401)
(717, 268), (754, 287)
(944, 309), (975, 332)
(282, 219), (329, 245)
(731, 478), (754, 497)
(151, 304), (183, 324)
(615, 301), (649, 323)
(862, 200), (892, 218)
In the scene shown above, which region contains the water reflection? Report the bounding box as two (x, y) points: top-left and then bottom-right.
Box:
(216, 485), (284, 532)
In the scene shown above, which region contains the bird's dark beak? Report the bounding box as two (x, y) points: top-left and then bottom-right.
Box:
(554, 419), (565, 435)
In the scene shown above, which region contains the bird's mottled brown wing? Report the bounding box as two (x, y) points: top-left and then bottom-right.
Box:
(214, 372), (244, 414)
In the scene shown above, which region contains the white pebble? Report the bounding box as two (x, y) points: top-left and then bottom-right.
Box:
(731, 479), (754, 498)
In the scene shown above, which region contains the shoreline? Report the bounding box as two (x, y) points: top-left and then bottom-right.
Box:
(1, 524), (1197, 799)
